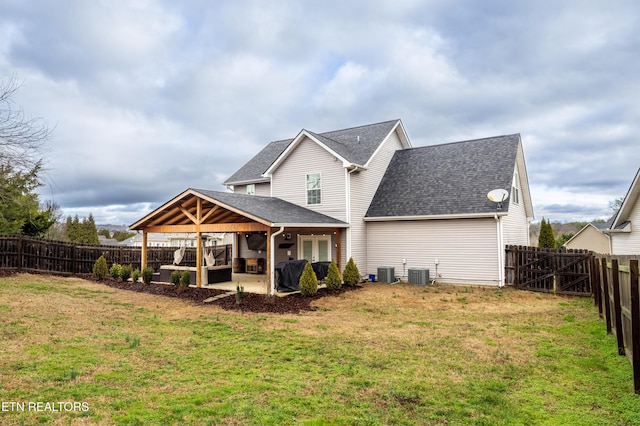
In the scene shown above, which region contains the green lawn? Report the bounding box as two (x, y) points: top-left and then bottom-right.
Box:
(0, 274), (639, 425)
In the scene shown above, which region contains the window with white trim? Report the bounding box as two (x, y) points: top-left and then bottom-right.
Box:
(512, 171), (520, 204)
(306, 173), (321, 205)
(246, 184), (255, 196)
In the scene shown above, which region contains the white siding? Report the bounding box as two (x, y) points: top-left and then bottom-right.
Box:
(350, 130), (405, 271)
(366, 218), (500, 285)
(271, 137), (347, 222)
(232, 183), (271, 196)
(502, 161), (530, 246)
(612, 201), (640, 254)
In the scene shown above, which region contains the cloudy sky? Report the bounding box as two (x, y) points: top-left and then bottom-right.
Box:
(1, 0), (638, 226)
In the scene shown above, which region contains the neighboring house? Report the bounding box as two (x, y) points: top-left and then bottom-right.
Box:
(121, 232), (231, 247)
(564, 222), (611, 254)
(606, 168), (640, 254)
(221, 119), (534, 286)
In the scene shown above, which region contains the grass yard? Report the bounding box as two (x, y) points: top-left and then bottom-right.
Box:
(1, 273), (639, 425)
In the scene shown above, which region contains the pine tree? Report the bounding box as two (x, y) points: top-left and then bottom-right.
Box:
(538, 218), (556, 248)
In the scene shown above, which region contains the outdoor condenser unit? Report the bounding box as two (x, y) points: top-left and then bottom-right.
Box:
(408, 268), (430, 286)
(377, 267), (395, 283)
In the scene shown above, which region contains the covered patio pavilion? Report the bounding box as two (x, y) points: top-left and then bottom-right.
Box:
(129, 188), (349, 295)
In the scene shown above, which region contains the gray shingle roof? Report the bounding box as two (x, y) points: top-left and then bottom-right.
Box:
(193, 189), (348, 226)
(224, 120), (401, 185)
(365, 134), (521, 218)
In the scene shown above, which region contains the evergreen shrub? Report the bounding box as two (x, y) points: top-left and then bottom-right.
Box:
(299, 261), (318, 296)
(343, 257), (361, 286)
(325, 261), (342, 290)
(93, 255), (108, 281)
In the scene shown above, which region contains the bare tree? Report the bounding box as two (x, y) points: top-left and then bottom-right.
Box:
(0, 75), (51, 171)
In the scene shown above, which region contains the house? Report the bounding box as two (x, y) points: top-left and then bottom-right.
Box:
(120, 232), (232, 248)
(130, 119), (533, 290)
(605, 168), (640, 254)
(564, 222), (611, 254)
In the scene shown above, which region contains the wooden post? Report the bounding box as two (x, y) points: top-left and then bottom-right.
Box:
(602, 257), (612, 334)
(612, 258), (625, 356)
(629, 259), (640, 394)
(141, 232), (148, 270)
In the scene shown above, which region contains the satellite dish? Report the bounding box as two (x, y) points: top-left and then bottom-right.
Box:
(487, 188), (509, 210)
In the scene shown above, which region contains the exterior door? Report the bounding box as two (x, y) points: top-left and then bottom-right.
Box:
(299, 235), (331, 263)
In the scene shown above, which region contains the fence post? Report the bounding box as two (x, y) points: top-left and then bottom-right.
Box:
(630, 259), (640, 394)
(17, 235), (23, 272)
(612, 258), (625, 356)
(513, 246), (519, 289)
(593, 256), (602, 317)
(602, 257), (612, 334)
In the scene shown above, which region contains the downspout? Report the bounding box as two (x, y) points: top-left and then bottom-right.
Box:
(270, 226), (285, 296)
(495, 214), (504, 288)
(344, 166), (361, 262)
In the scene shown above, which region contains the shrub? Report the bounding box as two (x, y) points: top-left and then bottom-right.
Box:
(120, 264), (132, 282)
(170, 270), (182, 285)
(142, 267), (154, 284)
(132, 268), (141, 283)
(343, 257), (361, 286)
(93, 255), (108, 281)
(236, 284), (244, 305)
(110, 263), (122, 280)
(180, 270), (191, 287)
(325, 261), (342, 290)
(299, 261), (318, 297)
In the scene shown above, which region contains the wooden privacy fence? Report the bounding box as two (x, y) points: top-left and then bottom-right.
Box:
(593, 255), (640, 394)
(504, 245), (593, 296)
(0, 235), (232, 276)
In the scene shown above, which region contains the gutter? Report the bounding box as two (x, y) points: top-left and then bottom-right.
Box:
(364, 212), (508, 222)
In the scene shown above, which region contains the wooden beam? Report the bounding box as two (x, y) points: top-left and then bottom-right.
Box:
(201, 205), (220, 223)
(179, 205), (198, 224)
(142, 222), (269, 234)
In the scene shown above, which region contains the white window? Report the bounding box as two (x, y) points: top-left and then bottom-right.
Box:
(306, 173), (321, 205)
(512, 171), (520, 204)
(246, 184), (255, 196)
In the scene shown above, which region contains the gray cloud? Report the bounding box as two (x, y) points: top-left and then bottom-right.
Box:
(1, 0), (638, 225)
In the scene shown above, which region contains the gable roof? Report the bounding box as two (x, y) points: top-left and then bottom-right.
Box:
(130, 188), (348, 231)
(365, 134), (526, 219)
(610, 167), (640, 231)
(224, 119), (409, 185)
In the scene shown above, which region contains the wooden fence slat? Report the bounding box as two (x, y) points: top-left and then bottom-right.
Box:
(630, 259), (640, 394)
(612, 259), (626, 355)
(602, 257), (612, 334)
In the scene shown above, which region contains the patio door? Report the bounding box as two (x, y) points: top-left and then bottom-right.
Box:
(299, 235), (331, 263)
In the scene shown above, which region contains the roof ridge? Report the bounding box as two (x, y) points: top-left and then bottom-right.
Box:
(403, 133), (520, 151)
(317, 119), (400, 136)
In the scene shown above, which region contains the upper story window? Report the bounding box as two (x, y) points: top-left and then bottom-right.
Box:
(512, 171), (520, 204)
(306, 173), (321, 205)
(246, 184), (255, 196)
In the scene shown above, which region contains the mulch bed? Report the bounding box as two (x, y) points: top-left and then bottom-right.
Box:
(96, 277), (358, 314)
(0, 268), (358, 314)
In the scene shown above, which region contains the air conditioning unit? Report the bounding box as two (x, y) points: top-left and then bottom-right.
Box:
(408, 268), (430, 285)
(377, 266), (395, 283)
